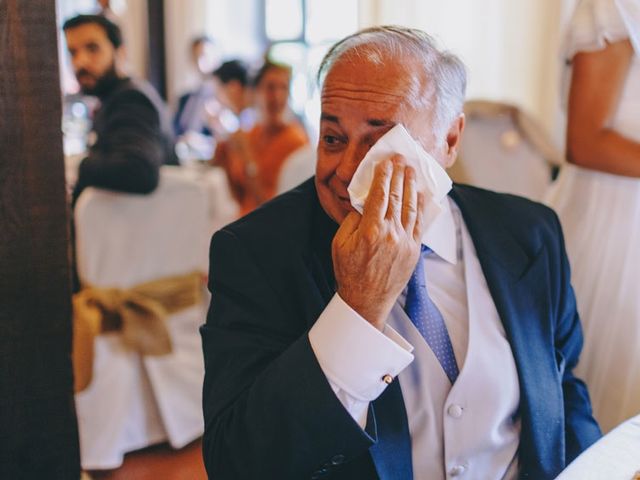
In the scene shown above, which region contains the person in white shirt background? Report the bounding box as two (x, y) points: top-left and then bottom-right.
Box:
(201, 25), (601, 480)
(546, 0), (640, 434)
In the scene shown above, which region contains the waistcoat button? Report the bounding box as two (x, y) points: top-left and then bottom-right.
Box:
(447, 404), (463, 418)
(449, 464), (466, 476)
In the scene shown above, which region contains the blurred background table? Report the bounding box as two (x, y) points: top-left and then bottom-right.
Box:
(555, 414), (640, 479)
(169, 163), (238, 234)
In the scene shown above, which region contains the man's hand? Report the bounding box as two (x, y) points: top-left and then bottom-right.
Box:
(332, 155), (426, 330)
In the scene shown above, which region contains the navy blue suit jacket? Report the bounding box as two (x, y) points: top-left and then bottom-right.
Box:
(201, 178), (601, 479)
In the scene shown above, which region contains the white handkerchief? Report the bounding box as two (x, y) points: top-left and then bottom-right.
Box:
(347, 124), (452, 240)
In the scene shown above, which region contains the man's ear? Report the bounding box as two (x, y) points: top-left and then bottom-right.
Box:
(442, 113), (465, 168)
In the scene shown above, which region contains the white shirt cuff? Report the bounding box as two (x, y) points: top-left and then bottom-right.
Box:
(309, 293), (414, 403)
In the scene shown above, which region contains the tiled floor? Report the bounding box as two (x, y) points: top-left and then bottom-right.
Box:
(86, 438), (207, 480)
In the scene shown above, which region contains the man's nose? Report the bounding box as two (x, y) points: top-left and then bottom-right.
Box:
(72, 50), (90, 71)
(335, 143), (367, 183)
(275, 90), (287, 106)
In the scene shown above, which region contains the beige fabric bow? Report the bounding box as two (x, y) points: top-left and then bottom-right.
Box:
(72, 271), (204, 392)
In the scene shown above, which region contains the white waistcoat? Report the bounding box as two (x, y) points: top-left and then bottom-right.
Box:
(388, 220), (521, 480)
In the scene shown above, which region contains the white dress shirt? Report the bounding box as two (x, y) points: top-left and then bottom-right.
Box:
(309, 198), (521, 479)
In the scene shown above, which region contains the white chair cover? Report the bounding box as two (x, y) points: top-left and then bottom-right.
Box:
(74, 167), (209, 470)
(277, 144), (317, 195)
(450, 101), (562, 202)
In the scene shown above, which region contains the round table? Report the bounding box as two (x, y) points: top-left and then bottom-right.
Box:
(555, 414), (640, 479)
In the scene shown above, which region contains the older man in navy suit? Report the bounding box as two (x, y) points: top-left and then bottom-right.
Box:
(201, 26), (601, 479)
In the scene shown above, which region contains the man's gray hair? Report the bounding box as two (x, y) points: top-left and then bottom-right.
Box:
(318, 25), (467, 135)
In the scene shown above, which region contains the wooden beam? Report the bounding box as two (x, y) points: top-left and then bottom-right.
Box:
(147, 0), (168, 99)
(0, 1), (80, 478)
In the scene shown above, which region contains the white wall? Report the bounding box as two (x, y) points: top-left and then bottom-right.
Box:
(161, 0), (579, 146)
(205, 0), (263, 61)
(164, 0), (263, 108)
(163, 0), (209, 106)
(359, 0), (576, 148)
(119, 0), (149, 80)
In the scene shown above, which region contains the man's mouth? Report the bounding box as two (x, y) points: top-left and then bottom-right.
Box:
(327, 178), (353, 210)
(76, 72), (95, 83)
(337, 195), (352, 208)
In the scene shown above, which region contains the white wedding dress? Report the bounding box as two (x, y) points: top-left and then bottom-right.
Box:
(546, 0), (640, 433)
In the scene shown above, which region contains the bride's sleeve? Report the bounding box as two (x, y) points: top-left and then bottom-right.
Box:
(563, 0), (639, 60)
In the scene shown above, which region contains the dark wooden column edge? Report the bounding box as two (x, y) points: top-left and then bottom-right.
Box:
(0, 1), (80, 478)
(147, 0), (167, 100)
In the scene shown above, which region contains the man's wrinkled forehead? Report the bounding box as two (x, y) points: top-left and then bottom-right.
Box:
(320, 49), (432, 110)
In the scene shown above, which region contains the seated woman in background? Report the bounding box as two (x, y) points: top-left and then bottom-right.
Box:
(546, 0), (640, 432)
(211, 61), (308, 216)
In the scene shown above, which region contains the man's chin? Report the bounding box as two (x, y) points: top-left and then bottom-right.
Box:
(76, 77), (97, 94)
(320, 197), (352, 224)
(76, 66), (120, 97)
(316, 182), (353, 224)
(78, 84), (97, 95)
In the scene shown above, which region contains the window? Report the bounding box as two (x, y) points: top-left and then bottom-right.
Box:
(263, 0), (359, 138)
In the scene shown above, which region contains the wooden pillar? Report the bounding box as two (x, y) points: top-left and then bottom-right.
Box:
(147, 0), (168, 100)
(0, 1), (80, 478)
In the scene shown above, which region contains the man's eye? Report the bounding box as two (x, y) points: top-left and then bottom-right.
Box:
(323, 135), (340, 145)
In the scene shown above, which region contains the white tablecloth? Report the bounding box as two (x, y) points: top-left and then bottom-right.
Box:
(166, 164), (238, 234)
(556, 414), (640, 479)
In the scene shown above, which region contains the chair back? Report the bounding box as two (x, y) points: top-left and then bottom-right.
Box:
(449, 100), (562, 201)
(75, 166), (209, 288)
(73, 166), (209, 469)
(277, 144), (316, 195)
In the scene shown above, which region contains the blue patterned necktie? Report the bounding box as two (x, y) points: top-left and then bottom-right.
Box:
(405, 245), (459, 384)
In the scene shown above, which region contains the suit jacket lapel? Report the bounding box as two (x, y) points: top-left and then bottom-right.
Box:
(309, 197), (338, 307)
(450, 186), (564, 477)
